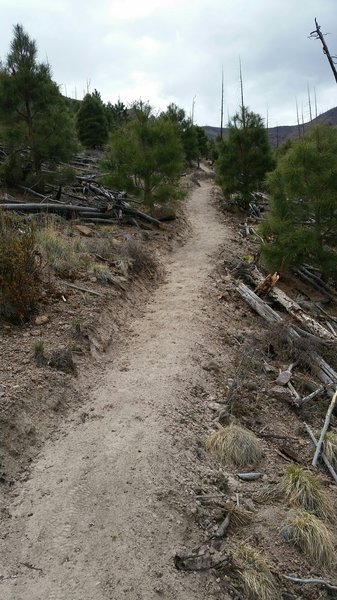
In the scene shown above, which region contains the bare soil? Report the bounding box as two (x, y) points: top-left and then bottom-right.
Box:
(0, 168), (336, 600)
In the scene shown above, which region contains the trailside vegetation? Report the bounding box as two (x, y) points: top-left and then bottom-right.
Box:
(0, 24), (77, 188)
(101, 101), (184, 209)
(76, 89), (109, 149)
(215, 105), (274, 208)
(260, 124), (337, 281)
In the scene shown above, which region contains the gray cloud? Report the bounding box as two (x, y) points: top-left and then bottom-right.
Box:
(0, 0), (336, 126)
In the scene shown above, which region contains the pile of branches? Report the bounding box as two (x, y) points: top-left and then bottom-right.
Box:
(0, 175), (162, 228)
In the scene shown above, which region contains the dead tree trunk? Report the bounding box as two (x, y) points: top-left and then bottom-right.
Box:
(310, 19), (337, 84)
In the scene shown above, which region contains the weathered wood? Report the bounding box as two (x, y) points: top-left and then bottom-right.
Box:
(238, 284), (337, 392)
(296, 267), (336, 300)
(287, 381), (300, 402)
(303, 421), (337, 484)
(284, 575), (337, 591)
(300, 385), (325, 406)
(61, 282), (103, 296)
(268, 285), (336, 341)
(292, 324), (334, 345)
(312, 390), (337, 466)
(237, 284), (282, 324)
(81, 218), (119, 225)
(1, 202), (97, 213)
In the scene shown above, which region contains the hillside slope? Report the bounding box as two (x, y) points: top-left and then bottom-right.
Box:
(203, 106), (337, 148)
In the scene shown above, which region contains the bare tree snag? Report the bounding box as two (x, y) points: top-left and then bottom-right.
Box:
(310, 18), (337, 84)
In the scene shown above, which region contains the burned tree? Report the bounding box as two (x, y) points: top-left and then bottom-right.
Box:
(309, 18), (337, 84)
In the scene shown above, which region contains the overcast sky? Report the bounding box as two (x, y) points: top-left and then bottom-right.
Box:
(0, 0), (336, 127)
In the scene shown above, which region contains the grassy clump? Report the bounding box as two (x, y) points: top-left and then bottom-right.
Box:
(91, 263), (115, 284)
(36, 222), (91, 278)
(278, 464), (330, 519)
(121, 237), (157, 277)
(234, 545), (279, 600)
(205, 422), (263, 468)
(322, 431), (337, 468)
(0, 210), (40, 321)
(223, 503), (253, 527)
(282, 510), (335, 568)
(48, 347), (77, 374)
(33, 339), (47, 366)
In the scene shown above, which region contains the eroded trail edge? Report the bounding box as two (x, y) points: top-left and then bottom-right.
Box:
(1, 177), (229, 600)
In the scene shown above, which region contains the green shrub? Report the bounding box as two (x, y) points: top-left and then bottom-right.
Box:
(0, 211), (40, 321)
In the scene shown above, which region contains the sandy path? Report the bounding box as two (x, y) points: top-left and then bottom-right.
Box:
(1, 176), (228, 600)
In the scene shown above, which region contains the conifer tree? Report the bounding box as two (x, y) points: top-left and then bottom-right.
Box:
(161, 103), (199, 165)
(260, 124), (337, 280)
(76, 90), (108, 148)
(101, 102), (183, 208)
(0, 24), (77, 187)
(105, 100), (129, 130)
(215, 106), (274, 207)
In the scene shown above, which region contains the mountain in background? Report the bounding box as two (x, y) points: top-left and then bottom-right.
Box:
(203, 106), (337, 148)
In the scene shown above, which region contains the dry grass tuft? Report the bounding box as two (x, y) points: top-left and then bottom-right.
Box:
(91, 263), (115, 285)
(278, 464), (330, 519)
(223, 503), (253, 527)
(33, 339), (47, 366)
(282, 510), (335, 568)
(120, 237), (158, 277)
(322, 431), (337, 468)
(234, 545), (280, 600)
(205, 422), (263, 468)
(36, 222), (90, 278)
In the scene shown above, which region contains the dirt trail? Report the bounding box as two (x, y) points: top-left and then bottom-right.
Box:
(1, 175), (229, 600)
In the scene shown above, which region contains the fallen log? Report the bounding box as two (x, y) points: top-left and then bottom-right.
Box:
(123, 206), (161, 227)
(0, 202), (97, 214)
(248, 270), (336, 341)
(237, 284), (282, 324)
(296, 267), (336, 300)
(81, 218), (120, 225)
(268, 285), (336, 341)
(237, 284), (337, 392)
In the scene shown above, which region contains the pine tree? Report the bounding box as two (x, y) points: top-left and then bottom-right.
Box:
(260, 124), (337, 280)
(195, 126), (208, 167)
(0, 24), (77, 187)
(215, 106), (274, 207)
(105, 100), (129, 130)
(161, 103), (199, 165)
(101, 102), (184, 208)
(76, 90), (108, 148)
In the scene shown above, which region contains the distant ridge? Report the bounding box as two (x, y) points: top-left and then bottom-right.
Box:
(203, 106), (337, 148)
